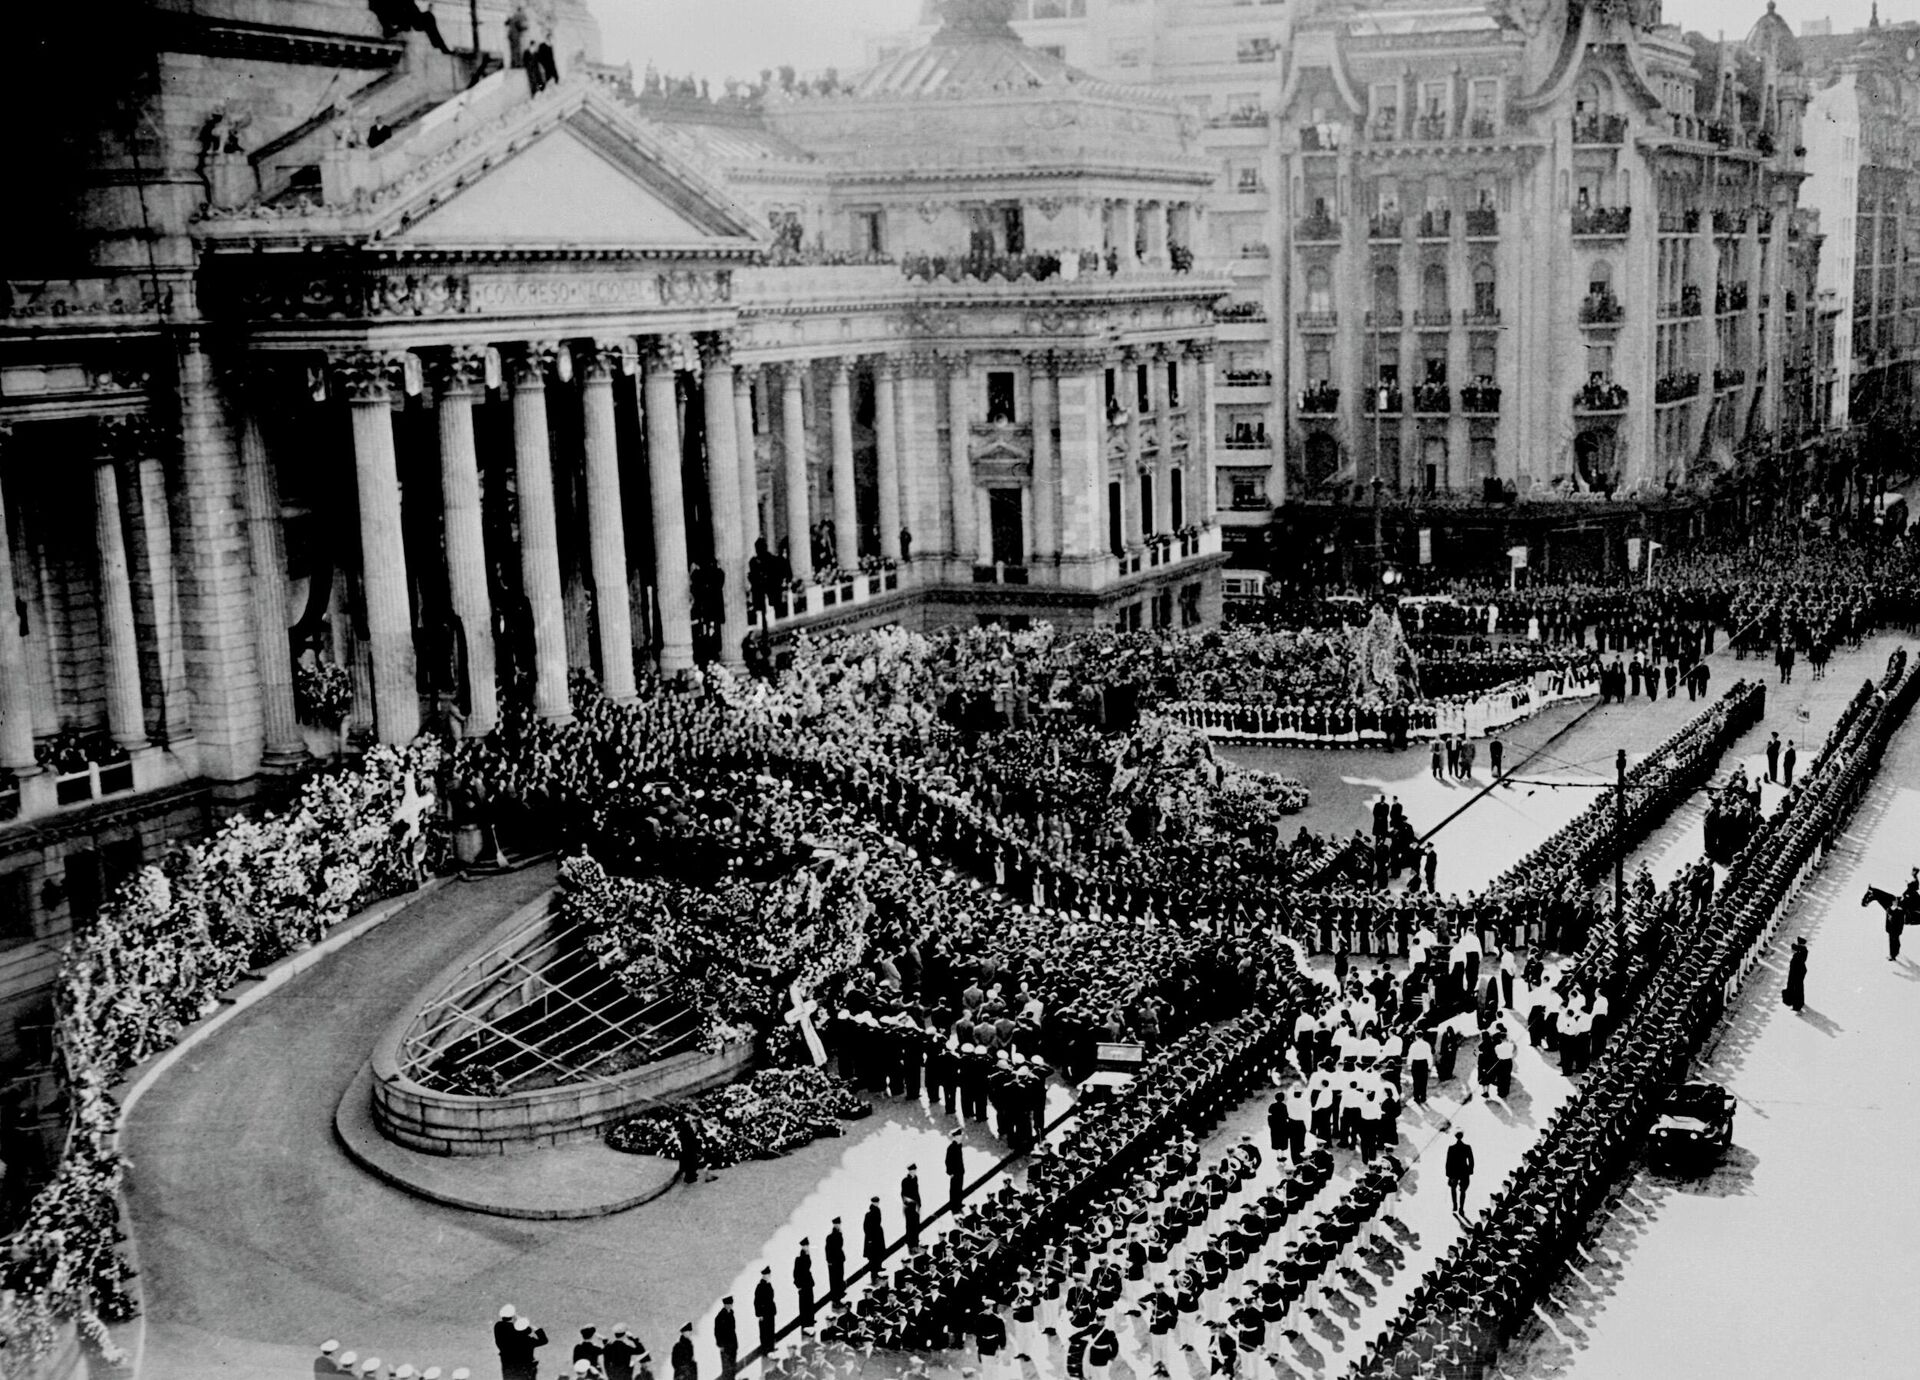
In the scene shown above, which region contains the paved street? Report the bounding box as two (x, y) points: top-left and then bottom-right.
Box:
(1501, 647), (1920, 1380)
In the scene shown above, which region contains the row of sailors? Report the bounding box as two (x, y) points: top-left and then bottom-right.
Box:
(315, 1344), (470, 1378)
(829, 1011), (1052, 1147)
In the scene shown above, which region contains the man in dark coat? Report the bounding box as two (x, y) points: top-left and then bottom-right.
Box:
(1783, 936), (1809, 1008)
(1445, 1130), (1475, 1216)
(945, 1129), (966, 1209)
(1783, 740), (1797, 787)
(714, 1300), (738, 1380)
(863, 1196), (887, 1276)
(794, 1238), (816, 1325)
(677, 1114), (703, 1185)
(494, 1307), (520, 1380)
(672, 1323), (697, 1380)
(825, 1217), (847, 1297)
(1766, 732), (1782, 783)
(901, 1164), (922, 1245)
(754, 1267), (778, 1353)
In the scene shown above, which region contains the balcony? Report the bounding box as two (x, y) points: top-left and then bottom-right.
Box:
(1223, 368), (1274, 386)
(1579, 292), (1625, 325)
(1571, 205), (1631, 237)
(1417, 209), (1452, 239)
(1367, 117), (1400, 143)
(1298, 383), (1340, 414)
(1296, 121), (1336, 146)
(1462, 306), (1501, 327)
(1212, 109), (1269, 130)
(1222, 430), (1272, 450)
(1573, 377), (1629, 413)
(1296, 214), (1341, 243)
(1233, 175), (1266, 196)
(1678, 284), (1703, 317)
(1216, 301), (1268, 322)
(1714, 366), (1748, 391)
(1655, 371), (1701, 403)
(1364, 386), (1404, 415)
(1412, 382), (1451, 414)
(1369, 213), (1404, 241)
(1465, 115), (1498, 140)
(1460, 382), (1501, 414)
(1572, 113), (1628, 145)
(1365, 309), (1403, 329)
(1717, 282), (1750, 313)
(1414, 114), (1450, 141)
(1238, 242), (1272, 259)
(1659, 209), (1701, 234)
(1237, 38), (1278, 63)
(1712, 210), (1749, 235)
(1291, 309), (1337, 333)
(1464, 207), (1499, 238)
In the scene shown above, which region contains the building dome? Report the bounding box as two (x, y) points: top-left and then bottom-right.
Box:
(1746, 1), (1803, 73)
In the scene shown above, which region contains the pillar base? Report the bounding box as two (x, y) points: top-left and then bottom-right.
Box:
(536, 708), (577, 728)
(260, 743), (313, 774)
(15, 770), (57, 820)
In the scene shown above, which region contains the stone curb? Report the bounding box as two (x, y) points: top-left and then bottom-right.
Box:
(331, 1063), (681, 1221)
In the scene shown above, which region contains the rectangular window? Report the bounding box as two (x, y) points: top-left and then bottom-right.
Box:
(1370, 82), (1399, 132)
(987, 371), (1017, 424)
(989, 488), (1025, 565)
(1137, 363), (1152, 412)
(0, 872), (31, 946)
(1420, 81), (1450, 119)
(852, 209), (885, 255)
(1002, 204), (1025, 254)
(1108, 480), (1124, 554)
(1307, 346), (1331, 385)
(1167, 362), (1181, 408)
(1474, 275), (1497, 315)
(1469, 78), (1499, 131)
(1141, 471), (1156, 536)
(1471, 343), (1496, 379)
(1169, 468), (1184, 528)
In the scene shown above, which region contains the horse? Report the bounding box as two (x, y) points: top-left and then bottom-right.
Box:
(1862, 885), (1906, 920)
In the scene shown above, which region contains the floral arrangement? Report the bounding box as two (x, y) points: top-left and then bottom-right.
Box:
(0, 740), (447, 1369)
(604, 1066), (870, 1167)
(293, 660), (353, 726)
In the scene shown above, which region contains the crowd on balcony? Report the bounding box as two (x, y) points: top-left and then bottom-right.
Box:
(1574, 375), (1629, 411)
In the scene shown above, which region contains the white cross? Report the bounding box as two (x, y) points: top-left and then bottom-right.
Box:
(784, 981), (827, 1066)
(393, 771), (435, 845)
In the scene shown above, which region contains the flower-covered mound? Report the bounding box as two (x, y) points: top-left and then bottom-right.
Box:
(605, 1067), (872, 1167)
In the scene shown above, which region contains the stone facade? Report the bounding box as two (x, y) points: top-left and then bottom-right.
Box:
(0, 0), (1228, 1062)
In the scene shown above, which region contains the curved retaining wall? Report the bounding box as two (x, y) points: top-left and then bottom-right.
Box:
(368, 891), (749, 1156)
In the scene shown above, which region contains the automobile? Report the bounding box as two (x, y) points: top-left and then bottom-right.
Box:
(1649, 1080), (1735, 1169)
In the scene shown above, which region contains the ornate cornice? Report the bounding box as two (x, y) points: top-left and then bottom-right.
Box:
(150, 11), (401, 70)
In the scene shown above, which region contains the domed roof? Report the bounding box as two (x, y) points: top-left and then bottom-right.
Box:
(846, 0), (1156, 101)
(1746, 1), (1803, 72)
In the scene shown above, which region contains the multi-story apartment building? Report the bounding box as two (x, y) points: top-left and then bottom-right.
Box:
(1265, 0), (1819, 578)
(868, 0), (1294, 574)
(1798, 10), (1920, 431)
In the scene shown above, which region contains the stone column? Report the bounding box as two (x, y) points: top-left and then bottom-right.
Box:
(235, 387), (309, 767)
(1116, 201), (1139, 270)
(897, 354), (941, 559)
(92, 435), (148, 753)
(873, 358), (902, 561)
(733, 366), (760, 554)
(429, 349), (499, 736)
(827, 359), (860, 571)
(1187, 340), (1219, 519)
(1052, 350), (1106, 559)
(1121, 351), (1143, 544)
(643, 341), (696, 673)
(779, 363), (813, 583)
(338, 352), (420, 745)
(1029, 355), (1058, 563)
(508, 345), (573, 722)
(122, 428), (190, 746)
(576, 343), (638, 702)
(1143, 201), (1169, 267)
(0, 437), (40, 782)
(945, 354), (976, 564)
(1153, 347), (1176, 531)
(699, 335), (747, 666)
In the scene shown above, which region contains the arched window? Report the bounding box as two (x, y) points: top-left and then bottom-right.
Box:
(1307, 264), (1332, 313)
(1374, 265), (1400, 316)
(1575, 78), (1608, 117)
(1422, 263), (1449, 315)
(1588, 259), (1614, 299)
(1304, 433), (1341, 491)
(1472, 261), (1497, 315)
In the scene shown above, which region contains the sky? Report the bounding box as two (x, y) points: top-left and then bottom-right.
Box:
(588, 0), (1905, 83)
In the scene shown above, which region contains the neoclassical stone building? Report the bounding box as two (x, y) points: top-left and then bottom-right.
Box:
(0, 0), (1225, 1065)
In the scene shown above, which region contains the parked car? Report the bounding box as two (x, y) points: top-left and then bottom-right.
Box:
(1649, 1080), (1735, 1169)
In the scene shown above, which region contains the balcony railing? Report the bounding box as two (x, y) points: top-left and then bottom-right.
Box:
(1460, 382), (1501, 413)
(1573, 378), (1629, 412)
(1216, 301), (1267, 322)
(1414, 114), (1450, 141)
(1365, 386), (1404, 414)
(1714, 366), (1748, 391)
(1412, 309), (1452, 329)
(1571, 205), (1632, 236)
(1365, 309), (1404, 329)
(1238, 242), (1272, 259)
(1462, 306), (1501, 326)
(1464, 207), (1499, 238)
(1659, 209), (1701, 234)
(1296, 214), (1341, 242)
(1296, 122), (1335, 146)
(1234, 176), (1266, 195)
(1466, 115), (1498, 140)
(52, 758), (135, 808)
(1369, 213), (1404, 240)
(1580, 293), (1625, 325)
(1223, 368), (1273, 386)
(1222, 433), (1272, 449)
(1212, 108), (1269, 129)
(1298, 383), (1340, 414)
(1572, 113), (1628, 145)
(1655, 371), (1701, 403)
(1418, 209), (1452, 239)
(1412, 383), (1451, 414)
(1295, 310), (1337, 331)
